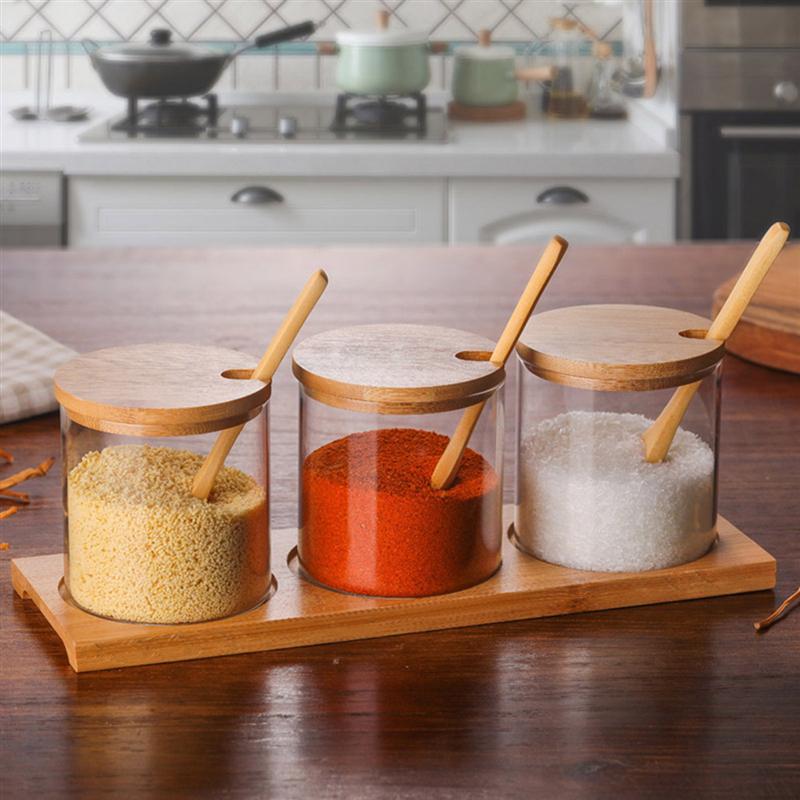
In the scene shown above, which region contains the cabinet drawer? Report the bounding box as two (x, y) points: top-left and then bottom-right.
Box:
(450, 178), (674, 245)
(68, 177), (446, 246)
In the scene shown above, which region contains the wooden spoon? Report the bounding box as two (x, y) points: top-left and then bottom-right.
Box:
(430, 236), (568, 491)
(191, 269), (328, 500)
(641, 222), (790, 463)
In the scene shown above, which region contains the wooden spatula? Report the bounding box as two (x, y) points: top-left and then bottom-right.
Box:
(430, 236), (568, 491)
(192, 269), (328, 500)
(641, 222), (790, 463)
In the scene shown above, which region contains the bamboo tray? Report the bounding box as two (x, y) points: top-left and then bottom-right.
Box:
(12, 508), (775, 672)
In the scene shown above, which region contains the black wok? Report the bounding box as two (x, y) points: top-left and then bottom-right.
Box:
(84, 22), (316, 99)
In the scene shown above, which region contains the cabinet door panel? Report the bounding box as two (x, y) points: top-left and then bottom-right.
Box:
(450, 178), (674, 244)
(69, 177), (445, 246)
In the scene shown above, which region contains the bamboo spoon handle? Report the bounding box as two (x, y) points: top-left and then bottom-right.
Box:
(430, 236), (568, 491)
(191, 269), (329, 500)
(641, 222), (790, 463)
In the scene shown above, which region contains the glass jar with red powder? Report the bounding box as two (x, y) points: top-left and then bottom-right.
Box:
(292, 324), (505, 598)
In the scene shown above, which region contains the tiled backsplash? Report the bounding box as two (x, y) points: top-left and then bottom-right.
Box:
(0, 0), (625, 92)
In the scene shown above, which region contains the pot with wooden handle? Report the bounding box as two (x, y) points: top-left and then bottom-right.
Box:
(451, 30), (553, 110)
(317, 9), (447, 96)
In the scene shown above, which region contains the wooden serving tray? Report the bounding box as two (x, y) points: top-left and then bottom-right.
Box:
(12, 509), (775, 673)
(712, 250), (800, 374)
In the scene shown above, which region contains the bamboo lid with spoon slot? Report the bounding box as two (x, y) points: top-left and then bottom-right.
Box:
(54, 343), (272, 438)
(292, 324), (505, 416)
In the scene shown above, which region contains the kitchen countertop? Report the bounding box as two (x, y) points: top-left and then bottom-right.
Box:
(2, 243), (798, 798)
(0, 91), (678, 178)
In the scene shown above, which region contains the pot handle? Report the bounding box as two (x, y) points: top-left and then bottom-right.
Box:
(252, 20), (317, 50)
(515, 66), (554, 83)
(429, 41), (449, 55)
(316, 42), (338, 56)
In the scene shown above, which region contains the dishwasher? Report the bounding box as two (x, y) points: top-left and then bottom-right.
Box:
(0, 172), (65, 247)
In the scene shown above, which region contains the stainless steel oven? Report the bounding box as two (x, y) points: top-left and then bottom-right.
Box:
(682, 0), (800, 49)
(679, 2), (800, 239)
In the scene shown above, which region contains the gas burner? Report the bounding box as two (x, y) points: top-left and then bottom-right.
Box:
(332, 92), (427, 137)
(80, 97), (448, 143)
(139, 100), (203, 129)
(111, 94), (219, 137)
(352, 99), (410, 126)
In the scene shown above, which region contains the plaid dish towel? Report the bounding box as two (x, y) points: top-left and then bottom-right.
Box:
(0, 311), (76, 424)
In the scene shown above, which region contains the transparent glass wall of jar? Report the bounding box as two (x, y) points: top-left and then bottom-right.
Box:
(61, 407), (270, 624)
(298, 389), (504, 597)
(515, 363), (721, 572)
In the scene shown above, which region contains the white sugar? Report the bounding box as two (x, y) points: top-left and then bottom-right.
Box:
(517, 411), (716, 572)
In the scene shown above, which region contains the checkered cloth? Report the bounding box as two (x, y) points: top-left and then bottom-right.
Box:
(0, 311), (76, 424)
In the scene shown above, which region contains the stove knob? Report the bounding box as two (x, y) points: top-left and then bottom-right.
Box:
(774, 80), (799, 105)
(279, 116), (298, 139)
(230, 115), (249, 138)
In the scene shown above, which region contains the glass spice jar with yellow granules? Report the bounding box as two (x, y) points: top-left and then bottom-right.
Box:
(55, 343), (272, 624)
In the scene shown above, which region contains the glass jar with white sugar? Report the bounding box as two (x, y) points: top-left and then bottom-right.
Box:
(514, 305), (725, 573)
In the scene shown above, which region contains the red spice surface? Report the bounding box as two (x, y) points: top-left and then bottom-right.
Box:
(299, 428), (501, 597)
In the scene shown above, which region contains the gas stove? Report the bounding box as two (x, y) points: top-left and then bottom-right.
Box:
(79, 93), (448, 143)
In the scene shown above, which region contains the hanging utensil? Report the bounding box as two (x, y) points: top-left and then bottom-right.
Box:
(10, 30), (52, 121)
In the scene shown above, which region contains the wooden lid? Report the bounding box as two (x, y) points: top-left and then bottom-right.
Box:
(292, 324), (504, 413)
(54, 343), (270, 436)
(516, 305), (725, 391)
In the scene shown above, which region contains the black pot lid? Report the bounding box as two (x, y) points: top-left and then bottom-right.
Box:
(90, 29), (222, 62)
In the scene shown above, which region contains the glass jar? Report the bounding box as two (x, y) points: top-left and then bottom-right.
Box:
(546, 17), (588, 119)
(514, 305), (725, 573)
(587, 41), (626, 119)
(55, 343), (271, 624)
(292, 324), (505, 598)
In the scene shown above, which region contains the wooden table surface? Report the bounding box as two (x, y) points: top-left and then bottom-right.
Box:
(2, 245), (799, 799)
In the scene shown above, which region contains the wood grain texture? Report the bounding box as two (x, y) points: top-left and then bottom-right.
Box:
(2, 244), (799, 799)
(54, 343), (269, 436)
(292, 324), (503, 414)
(517, 304), (723, 390)
(12, 511), (775, 673)
(448, 100), (527, 122)
(713, 249), (800, 374)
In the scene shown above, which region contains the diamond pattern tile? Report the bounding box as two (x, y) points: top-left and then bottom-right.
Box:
(218, 0), (273, 38)
(0, 0), (623, 91)
(0, 0), (622, 42)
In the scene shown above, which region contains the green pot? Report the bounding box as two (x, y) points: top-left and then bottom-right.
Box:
(452, 45), (519, 107)
(334, 28), (434, 95)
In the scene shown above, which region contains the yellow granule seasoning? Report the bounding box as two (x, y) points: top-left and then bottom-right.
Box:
(67, 444), (269, 624)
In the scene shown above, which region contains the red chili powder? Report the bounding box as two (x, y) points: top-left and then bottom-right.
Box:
(299, 428), (501, 597)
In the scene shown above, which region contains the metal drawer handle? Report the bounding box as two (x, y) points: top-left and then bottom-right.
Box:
(537, 186), (589, 205)
(719, 126), (800, 140)
(231, 186), (284, 205)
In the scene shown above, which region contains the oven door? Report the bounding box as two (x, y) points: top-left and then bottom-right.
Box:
(682, 0), (800, 48)
(688, 112), (800, 239)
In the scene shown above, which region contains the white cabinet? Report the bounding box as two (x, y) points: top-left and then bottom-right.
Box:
(68, 177), (446, 247)
(449, 178), (674, 244)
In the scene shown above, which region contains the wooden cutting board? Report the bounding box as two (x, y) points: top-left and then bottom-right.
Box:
(713, 247), (800, 374)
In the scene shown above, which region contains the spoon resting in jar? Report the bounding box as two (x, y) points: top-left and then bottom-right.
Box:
(191, 269), (328, 500)
(641, 221), (790, 463)
(430, 235), (568, 491)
